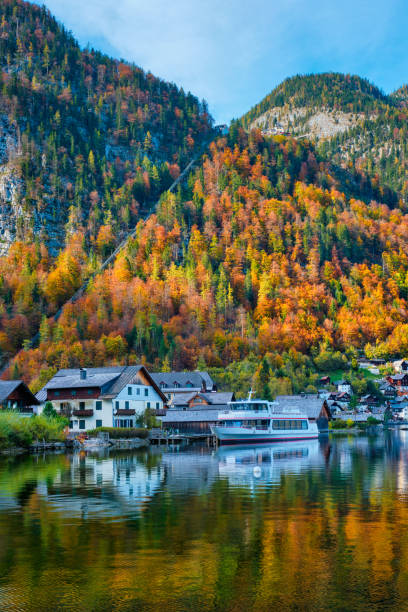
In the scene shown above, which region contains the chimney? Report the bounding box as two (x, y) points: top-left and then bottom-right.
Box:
(80, 368), (87, 380)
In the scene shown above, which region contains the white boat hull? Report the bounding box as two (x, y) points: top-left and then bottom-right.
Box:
(212, 426), (318, 445)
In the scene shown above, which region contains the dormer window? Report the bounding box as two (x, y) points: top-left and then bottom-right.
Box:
(160, 382), (167, 389)
(173, 382), (180, 388)
(186, 382), (193, 388)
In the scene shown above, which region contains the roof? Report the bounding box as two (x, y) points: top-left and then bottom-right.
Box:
(171, 391), (234, 407)
(0, 380), (40, 405)
(390, 373), (408, 380)
(162, 409), (223, 423)
(275, 395), (329, 419)
(47, 372), (120, 390)
(38, 366), (167, 403)
(0, 380), (22, 402)
(150, 371), (216, 391)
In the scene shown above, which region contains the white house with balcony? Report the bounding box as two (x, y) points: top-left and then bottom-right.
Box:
(36, 365), (167, 432)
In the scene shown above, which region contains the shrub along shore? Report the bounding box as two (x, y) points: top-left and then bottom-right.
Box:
(0, 412), (67, 452)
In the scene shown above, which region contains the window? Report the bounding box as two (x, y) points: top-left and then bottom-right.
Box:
(79, 420), (86, 430)
(115, 401), (119, 410)
(128, 387), (132, 395)
(125, 401), (129, 409)
(69, 421), (73, 429)
(136, 388), (140, 395)
(147, 402), (151, 409)
(60, 403), (63, 410)
(79, 401), (85, 410)
(156, 402), (160, 409)
(173, 382), (180, 388)
(144, 388), (148, 397)
(96, 419), (102, 428)
(95, 401), (102, 411)
(87, 389), (93, 395)
(272, 420), (308, 430)
(71, 390), (76, 396)
(160, 382), (167, 388)
(55, 391), (60, 397)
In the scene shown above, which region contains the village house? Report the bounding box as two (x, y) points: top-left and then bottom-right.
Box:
(37, 366), (167, 432)
(0, 381), (40, 414)
(336, 380), (353, 395)
(393, 359), (408, 374)
(151, 371), (216, 402)
(386, 373), (408, 395)
(275, 394), (332, 433)
(379, 382), (397, 400)
(162, 391), (235, 434)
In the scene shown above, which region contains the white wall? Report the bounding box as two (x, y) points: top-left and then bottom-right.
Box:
(114, 384), (163, 415)
(50, 398), (113, 431)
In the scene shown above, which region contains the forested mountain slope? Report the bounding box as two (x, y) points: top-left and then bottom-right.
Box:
(7, 128), (408, 395)
(241, 73), (408, 204)
(0, 0), (213, 254)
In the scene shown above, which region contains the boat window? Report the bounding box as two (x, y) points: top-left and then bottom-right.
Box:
(272, 419), (309, 430)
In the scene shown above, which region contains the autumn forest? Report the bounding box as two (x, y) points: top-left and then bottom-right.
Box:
(1, 0), (408, 397)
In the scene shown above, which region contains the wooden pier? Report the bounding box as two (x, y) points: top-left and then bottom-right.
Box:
(148, 429), (217, 447)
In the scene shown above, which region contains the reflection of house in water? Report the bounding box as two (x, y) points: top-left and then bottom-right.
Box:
(40, 453), (166, 519)
(160, 450), (220, 493)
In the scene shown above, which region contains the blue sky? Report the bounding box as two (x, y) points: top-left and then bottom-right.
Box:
(42, 0), (408, 124)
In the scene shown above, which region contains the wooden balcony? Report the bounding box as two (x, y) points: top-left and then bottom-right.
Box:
(73, 409), (94, 417)
(115, 409), (136, 416)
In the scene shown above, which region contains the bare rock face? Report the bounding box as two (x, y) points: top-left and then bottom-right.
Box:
(249, 106), (369, 141)
(0, 116), (24, 254)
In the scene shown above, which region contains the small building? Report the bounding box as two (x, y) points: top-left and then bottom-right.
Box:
(151, 371), (216, 401)
(39, 366), (167, 432)
(393, 359), (408, 373)
(0, 380), (40, 414)
(275, 395), (332, 432)
(379, 382), (396, 399)
(336, 381), (353, 395)
(360, 394), (379, 407)
(387, 373), (408, 394)
(319, 376), (331, 386)
(162, 391), (235, 434)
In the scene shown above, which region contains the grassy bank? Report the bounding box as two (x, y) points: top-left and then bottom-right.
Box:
(0, 412), (67, 451)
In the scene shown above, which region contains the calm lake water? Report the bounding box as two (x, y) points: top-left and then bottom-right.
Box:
(1, 432), (408, 611)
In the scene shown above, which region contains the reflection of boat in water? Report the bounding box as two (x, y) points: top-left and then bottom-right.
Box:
(211, 399), (318, 445)
(216, 440), (323, 487)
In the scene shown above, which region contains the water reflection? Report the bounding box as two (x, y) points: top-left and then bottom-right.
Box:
(1, 431), (408, 611)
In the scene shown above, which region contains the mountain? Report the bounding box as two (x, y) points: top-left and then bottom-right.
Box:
(1, 8), (408, 397)
(241, 73), (408, 204)
(0, 0), (213, 255)
(6, 126), (408, 397)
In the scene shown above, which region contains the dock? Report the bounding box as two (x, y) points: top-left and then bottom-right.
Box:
(148, 429), (217, 447)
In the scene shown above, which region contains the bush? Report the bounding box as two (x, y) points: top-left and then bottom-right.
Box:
(330, 418), (356, 429)
(87, 427), (149, 439)
(0, 412), (66, 449)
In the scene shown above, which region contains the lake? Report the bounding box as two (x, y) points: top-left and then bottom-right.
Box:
(1, 431), (408, 611)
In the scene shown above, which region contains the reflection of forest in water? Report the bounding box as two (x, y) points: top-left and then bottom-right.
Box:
(1, 431), (408, 611)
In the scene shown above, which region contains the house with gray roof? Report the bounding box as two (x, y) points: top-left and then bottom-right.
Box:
(162, 391), (235, 434)
(39, 366), (167, 432)
(0, 380), (40, 414)
(151, 371), (216, 400)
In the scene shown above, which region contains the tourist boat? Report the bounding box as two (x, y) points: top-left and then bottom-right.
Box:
(210, 398), (318, 445)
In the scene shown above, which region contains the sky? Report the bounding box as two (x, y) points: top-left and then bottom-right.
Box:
(42, 0), (408, 124)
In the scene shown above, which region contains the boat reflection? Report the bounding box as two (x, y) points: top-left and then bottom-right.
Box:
(216, 440), (325, 488)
